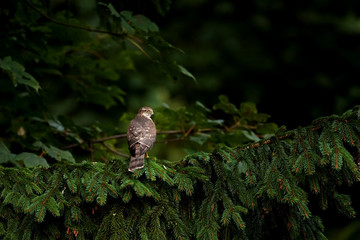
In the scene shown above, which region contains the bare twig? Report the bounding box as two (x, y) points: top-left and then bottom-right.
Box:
(156, 138), (184, 143)
(62, 127), (218, 150)
(91, 134), (128, 143)
(156, 130), (184, 134)
(102, 143), (129, 158)
(62, 143), (80, 150)
(184, 125), (195, 137)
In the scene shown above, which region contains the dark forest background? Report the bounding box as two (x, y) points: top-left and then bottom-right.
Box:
(121, 0), (360, 128)
(16, 0), (359, 128)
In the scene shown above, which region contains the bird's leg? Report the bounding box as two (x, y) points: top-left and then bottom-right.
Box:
(146, 152), (149, 158)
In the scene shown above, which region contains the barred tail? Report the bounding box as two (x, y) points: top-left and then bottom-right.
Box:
(128, 144), (145, 172)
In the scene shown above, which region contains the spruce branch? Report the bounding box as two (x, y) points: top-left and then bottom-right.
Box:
(238, 110), (359, 151)
(2, 106), (360, 239)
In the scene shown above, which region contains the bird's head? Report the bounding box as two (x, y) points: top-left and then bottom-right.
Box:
(138, 106), (154, 119)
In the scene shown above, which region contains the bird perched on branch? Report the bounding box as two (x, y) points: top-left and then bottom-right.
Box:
(127, 107), (156, 172)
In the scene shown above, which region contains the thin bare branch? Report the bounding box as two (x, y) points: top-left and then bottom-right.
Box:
(62, 128), (218, 150)
(157, 130), (184, 134)
(91, 134), (128, 143)
(156, 138), (184, 143)
(102, 143), (129, 158)
(62, 143), (80, 150)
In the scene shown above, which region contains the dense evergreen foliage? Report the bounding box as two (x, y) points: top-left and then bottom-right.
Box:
(1, 1), (360, 239)
(1, 105), (360, 239)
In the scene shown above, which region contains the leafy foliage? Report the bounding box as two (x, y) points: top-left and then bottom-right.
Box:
(0, 56), (40, 92)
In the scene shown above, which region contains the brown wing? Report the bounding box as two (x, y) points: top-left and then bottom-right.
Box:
(127, 115), (156, 157)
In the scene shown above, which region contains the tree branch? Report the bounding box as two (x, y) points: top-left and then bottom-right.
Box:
(102, 143), (129, 158)
(61, 128), (217, 150)
(91, 134), (128, 143)
(24, 0), (126, 38)
(239, 125), (323, 151)
(91, 128), (216, 143)
(24, 0), (151, 58)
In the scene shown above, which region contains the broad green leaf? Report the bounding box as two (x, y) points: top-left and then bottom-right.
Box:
(119, 11), (159, 33)
(196, 101), (211, 112)
(98, 2), (120, 17)
(256, 122), (279, 135)
(241, 130), (260, 142)
(131, 14), (159, 32)
(213, 95), (238, 115)
(120, 10), (133, 20)
(0, 141), (16, 163)
(48, 119), (65, 132)
(15, 152), (49, 168)
(121, 18), (135, 34)
(239, 102), (258, 115)
(189, 134), (210, 145)
(0, 56), (40, 92)
(33, 141), (75, 163)
(178, 65), (196, 82)
(106, 3), (121, 17)
(148, 36), (185, 53)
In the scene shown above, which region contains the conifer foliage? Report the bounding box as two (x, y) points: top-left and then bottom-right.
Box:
(0, 106), (360, 239)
